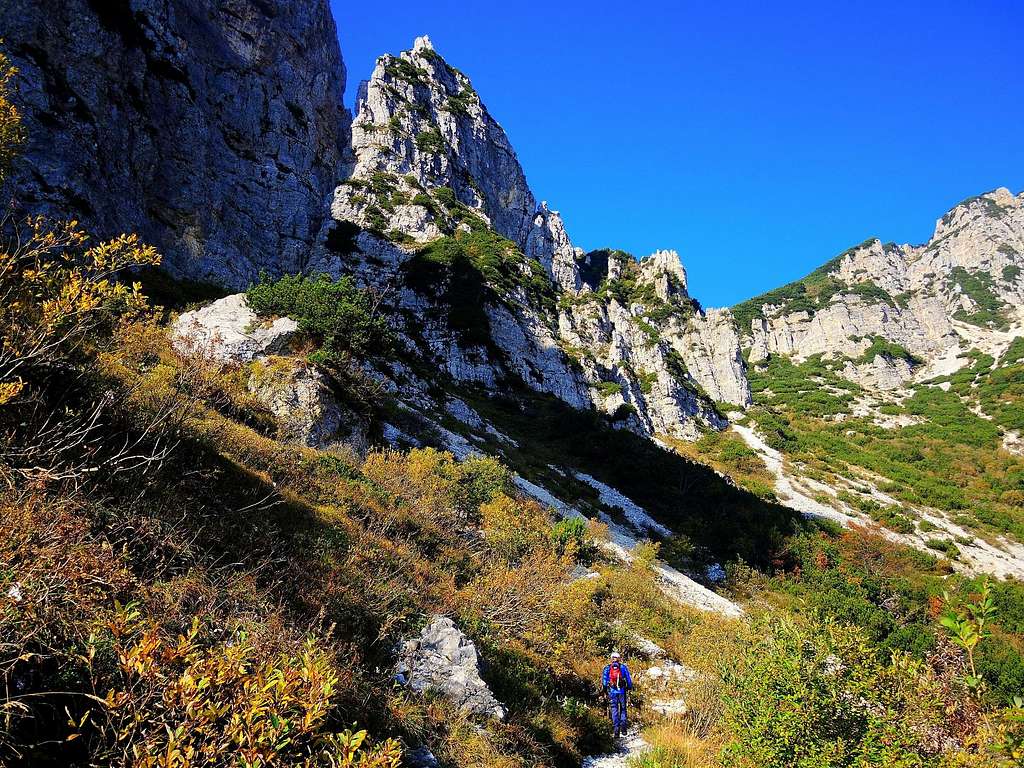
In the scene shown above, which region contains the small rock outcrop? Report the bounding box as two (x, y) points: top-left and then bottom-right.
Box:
(405, 747), (440, 768)
(171, 294), (297, 363)
(396, 615), (506, 720)
(247, 358), (367, 450)
(172, 294), (367, 450)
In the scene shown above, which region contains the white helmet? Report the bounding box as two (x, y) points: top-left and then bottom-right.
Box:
(610, 651), (622, 660)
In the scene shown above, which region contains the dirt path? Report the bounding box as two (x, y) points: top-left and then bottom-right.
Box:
(581, 729), (649, 768)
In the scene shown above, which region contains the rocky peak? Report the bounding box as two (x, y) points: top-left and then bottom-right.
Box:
(741, 187), (1024, 391)
(325, 37), (579, 290)
(639, 249), (689, 302)
(932, 187), (1022, 241)
(833, 239), (913, 296)
(412, 34), (435, 54)
(525, 203), (582, 293)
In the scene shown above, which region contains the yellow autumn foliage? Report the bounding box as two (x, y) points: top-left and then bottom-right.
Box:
(0, 50), (161, 406)
(0, 46), (23, 177)
(101, 603), (403, 768)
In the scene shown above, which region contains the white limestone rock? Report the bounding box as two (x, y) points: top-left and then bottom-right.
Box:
(487, 304), (592, 409)
(671, 308), (752, 406)
(397, 615), (506, 720)
(171, 294), (298, 364)
(246, 359), (368, 451)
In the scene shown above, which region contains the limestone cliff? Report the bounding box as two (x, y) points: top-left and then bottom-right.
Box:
(1, 0), (348, 288)
(737, 188), (1024, 389)
(317, 37), (747, 439)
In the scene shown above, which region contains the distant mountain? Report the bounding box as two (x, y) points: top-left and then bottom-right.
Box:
(730, 189), (1024, 574)
(734, 187), (1024, 391)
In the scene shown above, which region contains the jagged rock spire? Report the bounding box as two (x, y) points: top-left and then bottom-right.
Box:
(327, 36), (581, 291)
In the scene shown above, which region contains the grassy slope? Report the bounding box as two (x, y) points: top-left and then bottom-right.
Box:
(2, 316), (742, 767)
(747, 347), (1024, 542)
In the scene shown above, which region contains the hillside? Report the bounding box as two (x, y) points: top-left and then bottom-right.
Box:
(730, 190), (1024, 576)
(2, 3), (1024, 767)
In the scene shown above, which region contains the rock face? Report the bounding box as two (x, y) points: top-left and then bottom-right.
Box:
(172, 294), (298, 363)
(313, 38), (746, 440)
(2, 0), (348, 288)
(396, 615), (506, 720)
(740, 189), (1024, 389)
(247, 358), (367, 450)
(558, 249), (749, 437)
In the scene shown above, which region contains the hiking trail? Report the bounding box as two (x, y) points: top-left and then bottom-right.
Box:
(581, 729), (649, 768)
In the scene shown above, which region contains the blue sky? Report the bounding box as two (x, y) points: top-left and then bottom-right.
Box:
(332, 0), (1024, 307)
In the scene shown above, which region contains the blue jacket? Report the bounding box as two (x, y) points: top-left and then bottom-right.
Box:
(602, 662), (633, 692)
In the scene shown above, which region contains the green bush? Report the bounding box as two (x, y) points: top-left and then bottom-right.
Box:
(857, 336), (923, 366)
(722, 615), (950, 768)
(638, 371), (658, 395)
(246, 273), (390, 368)
(551, 517), (589, 558)
(925, 537), (959, 558)
(414, 127), (446, 155)
(612, 402), (637, 421)
(948, 266), (1007, 327)
(402, 229), (557, 348)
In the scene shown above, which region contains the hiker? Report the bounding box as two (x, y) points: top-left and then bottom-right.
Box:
(601, 651), (633, 737)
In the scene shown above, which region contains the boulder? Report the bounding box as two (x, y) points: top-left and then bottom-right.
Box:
(396, 615), (506, 720)
(406, 747), (440, 768)
(171, 294), (298, 364)
(247, 358), (368, 451)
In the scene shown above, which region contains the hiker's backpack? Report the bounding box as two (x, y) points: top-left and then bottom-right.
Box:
(608, 663), (624, 690)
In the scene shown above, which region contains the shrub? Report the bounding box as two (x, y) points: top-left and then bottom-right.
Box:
(0, 220), (160, 405)
(857, 336), (923, 366)
(612, 403), (637, 421)
(0, 48), (23, 177)
(721, 615), (959, 768)
(402, 228), (557, 347)
(383, 56), (428, 87)
(414, 128), (445, 155)
(360, 447), (510, 527)
(246, 273), (390, 368)
(638, 371), (658, 394)
(101, 605), (402, 767)
(926, 537), (959, 558)
(480, 492), (550, 564)
(433, 186), (458, 209)
(410, 192), (438, 217)
(551, 516), (589, 559)
(948, 266), (1007, 327)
